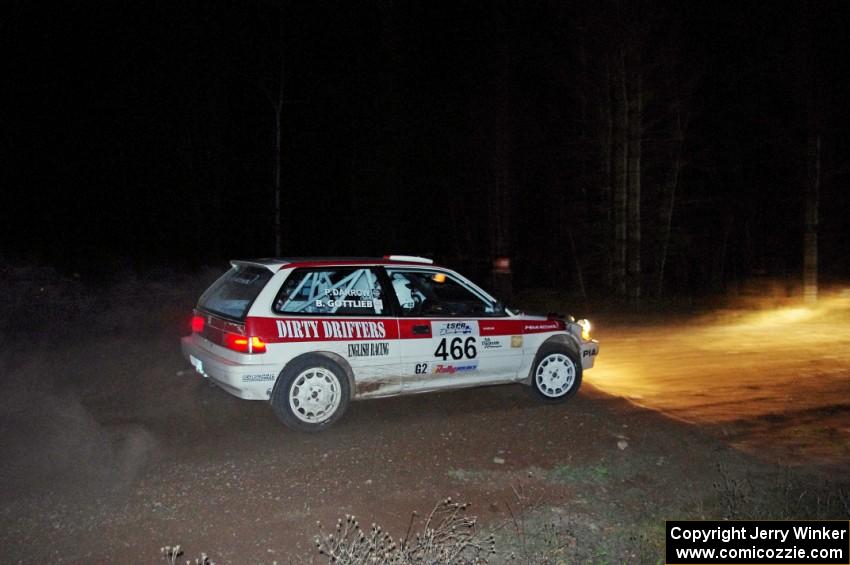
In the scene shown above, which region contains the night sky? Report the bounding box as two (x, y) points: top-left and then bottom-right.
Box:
(3, 1), (849, 294)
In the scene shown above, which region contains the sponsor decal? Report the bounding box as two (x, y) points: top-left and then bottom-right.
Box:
(315, 298), (374, 308)
(347, 342), (390, 357)
(437, 321), (476, 336)
(325, 288), (373, 297)
(432, 361), (479, 374)
(480, 337), (502, 350)
(315, 288), (377, 309)
(582, 347), (598, 358)
(243, 373), (277, 382)
(523, 322), (561, 332)
(511, 335), (523, 348)
(275, 319), (320, 338)
(275, 319), (387, 340)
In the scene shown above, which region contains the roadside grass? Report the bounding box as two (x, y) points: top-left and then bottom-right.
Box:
(447, 468), (488, 483)
(313, 498), (495, 564)
(546, 463), (610, 484)
(447, 463), (610, 486)
(439, 461), (849, 565)
(710, 462), (850, 520)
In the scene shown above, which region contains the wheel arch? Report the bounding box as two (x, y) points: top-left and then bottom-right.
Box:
(523, 334), (581, 384)
(275, 351), (357, 401)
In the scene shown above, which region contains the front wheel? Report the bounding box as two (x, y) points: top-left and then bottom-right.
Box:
(528, 345), (582, 403)
(271, 355), (350, 432)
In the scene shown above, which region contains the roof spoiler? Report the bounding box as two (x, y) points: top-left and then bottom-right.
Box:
(384, 255), (433, 264)
(230, 260), (280, 272)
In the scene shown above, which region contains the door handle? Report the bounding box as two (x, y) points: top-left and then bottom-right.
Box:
(412, 324), (430, 335)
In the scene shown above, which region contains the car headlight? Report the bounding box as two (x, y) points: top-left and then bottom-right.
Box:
(577, 319), (592, 341)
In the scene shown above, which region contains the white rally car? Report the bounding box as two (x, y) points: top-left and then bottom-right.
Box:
(181, 256), (598, 431)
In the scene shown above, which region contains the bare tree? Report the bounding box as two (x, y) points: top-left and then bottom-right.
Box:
(654, 45), (690, 298)
(626, 49), (642, 304)
(803, 129), (820, 303)
(485, 6), (516, 299)
(250, 2), (286, 256)
(599, 59), (615, 289)
(611, 46), (629, 299)
(654, 100), (683, 298)
(800, 3), (821, 303)
(272, 12), (284, 257)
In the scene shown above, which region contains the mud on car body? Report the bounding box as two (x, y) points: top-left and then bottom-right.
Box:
(181, 255), (599, 432)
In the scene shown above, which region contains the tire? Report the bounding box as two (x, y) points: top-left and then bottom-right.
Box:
(528, 344), (582, 403)
(271, 355), (350, 432)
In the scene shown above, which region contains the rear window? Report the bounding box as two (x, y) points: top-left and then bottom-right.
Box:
(198, 265), (273, 320)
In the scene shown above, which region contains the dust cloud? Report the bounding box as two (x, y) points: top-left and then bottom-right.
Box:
(0, 264), (218, 500)
(0, 356), (160, 499)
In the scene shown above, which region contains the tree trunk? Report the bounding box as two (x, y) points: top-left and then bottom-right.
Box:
(799, 2), (820, 303)
(600, 58), (614, 289)
(803, 132), (820, 303)
(655, 99), (683, 297)
(205, 80), (226, 259)
(626, 55), (642, 304)
(568, 226), (587, 301)
(488, 8), (514, 301)
(612, 48), (629, 299)
(273, 101), (282, 257)
(273, 17), (284, 257)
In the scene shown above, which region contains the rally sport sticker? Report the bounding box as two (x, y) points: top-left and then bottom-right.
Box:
(243, 373), (277, 382)
(432, 361), (479, 374)
(348, 342), (390, 357)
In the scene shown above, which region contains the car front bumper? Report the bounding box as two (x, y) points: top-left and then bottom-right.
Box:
(580, 340), (599, 369)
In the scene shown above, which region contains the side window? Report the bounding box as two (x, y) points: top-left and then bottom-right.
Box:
(387, 269), (501, 317)
(274, 268), (387, 316)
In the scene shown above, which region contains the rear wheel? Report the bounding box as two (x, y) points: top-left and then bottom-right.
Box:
(271, 355), (350, 432)
(528, 344), (582, 403)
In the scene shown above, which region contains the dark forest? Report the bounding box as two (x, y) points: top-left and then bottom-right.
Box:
(4, 1), (849, 298)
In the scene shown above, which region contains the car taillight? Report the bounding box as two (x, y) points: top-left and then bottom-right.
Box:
(224, 333), (267, 354)
(191, 315), (205, 333)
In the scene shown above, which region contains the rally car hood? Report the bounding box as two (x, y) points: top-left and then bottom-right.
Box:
(507, 309), (571, 322)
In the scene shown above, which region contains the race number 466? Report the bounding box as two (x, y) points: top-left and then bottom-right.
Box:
(434, 337), (477, 361)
